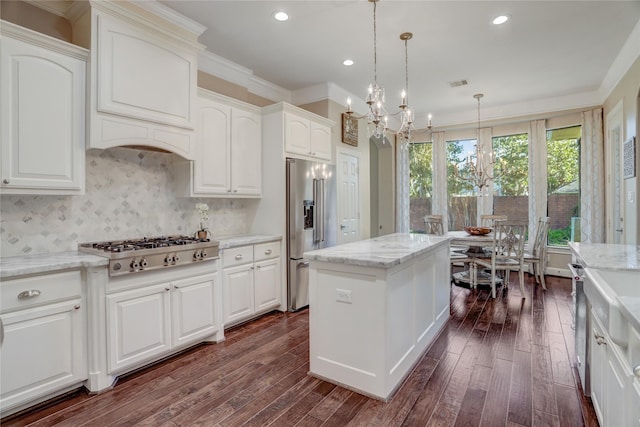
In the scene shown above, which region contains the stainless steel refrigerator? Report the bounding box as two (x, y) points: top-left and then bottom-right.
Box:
(286, 158), (337, 311)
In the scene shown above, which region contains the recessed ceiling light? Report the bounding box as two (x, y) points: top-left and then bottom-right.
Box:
(274, 11), (289, 22)
(492, 15), (509, 25)
(343, 59), (354, 67)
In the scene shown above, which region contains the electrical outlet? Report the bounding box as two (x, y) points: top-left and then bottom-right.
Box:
(336, 289), (352, 304)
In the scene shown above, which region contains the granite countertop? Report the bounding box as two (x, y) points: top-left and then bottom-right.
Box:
(0, 234), (282, 280)
(570, 243), (640, 334)
(568, 242), (640, 270)
(304, 233), (452, 268)
(0, 251), (108, 279)
(214, 234), (282, 249)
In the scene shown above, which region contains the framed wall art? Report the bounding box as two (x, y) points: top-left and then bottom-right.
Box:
(623, 136), (636, 179)
(342, 113), (358, 146)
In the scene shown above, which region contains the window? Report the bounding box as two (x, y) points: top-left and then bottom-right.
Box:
(447, 139), (477, 230)
(408, 142), (433, 233)
(547, 126), (581, 246)
(492, 133), (529, 223)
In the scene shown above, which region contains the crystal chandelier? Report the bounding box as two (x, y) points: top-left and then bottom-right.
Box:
(454, 93), (496, 195)
(396, 32), (415, 146)
(345, 0), (388, 139)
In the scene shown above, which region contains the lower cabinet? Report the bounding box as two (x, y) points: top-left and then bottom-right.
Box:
(0, 271), (86, 417)
(222, 241), (282, 328)
(107, 273), (218, 374)
(589, 309), (631, 427)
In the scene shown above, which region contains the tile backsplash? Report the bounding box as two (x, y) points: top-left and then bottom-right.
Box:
(0, 147), (250, 257)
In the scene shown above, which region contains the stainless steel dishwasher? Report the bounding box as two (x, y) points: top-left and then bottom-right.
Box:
(569, 262), (590, 396)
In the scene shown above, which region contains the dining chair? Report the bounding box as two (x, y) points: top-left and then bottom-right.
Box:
(524, 216), (550, 290)
(472, 220), (528, 298)
(423, 214), (444, 235)
(480, 214), (508, 228)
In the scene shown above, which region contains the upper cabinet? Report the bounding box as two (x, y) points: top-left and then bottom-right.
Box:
(176, 89), (262, 197)
(71, 1), (206, 160)
(264, 103), (334, 163)
(0, 21), (88, 195)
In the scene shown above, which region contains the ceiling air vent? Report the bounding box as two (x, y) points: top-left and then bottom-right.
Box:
(449, 79), (469, 88)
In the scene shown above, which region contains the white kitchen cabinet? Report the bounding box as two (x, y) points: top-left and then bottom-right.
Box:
(222, 241), (282, 327)
(284, 112), (332, 161)
(177, 89), (261, 197)
(263, 103), (334, 163)
(0, 270), (86, 417)
(0, 21), (87, 195)
(589, 309), (630, 427)
(107, 272), (218, 374)
(72, 1), (205, 159)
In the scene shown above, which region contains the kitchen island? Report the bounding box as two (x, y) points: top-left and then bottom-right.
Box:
(304, 233), (452, 401)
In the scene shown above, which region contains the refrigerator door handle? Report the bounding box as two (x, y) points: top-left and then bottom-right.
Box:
(313, 179), (325, 243)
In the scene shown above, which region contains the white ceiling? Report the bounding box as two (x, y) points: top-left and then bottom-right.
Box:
(159, 0), (640, 128)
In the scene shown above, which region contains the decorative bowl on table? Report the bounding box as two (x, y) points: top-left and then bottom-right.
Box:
(464, 226), (492, 236)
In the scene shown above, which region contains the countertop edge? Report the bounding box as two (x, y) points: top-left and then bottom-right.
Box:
(1, 252), (109, 280)
(617, 296), (640, 334)
(215, 234), (283, 249)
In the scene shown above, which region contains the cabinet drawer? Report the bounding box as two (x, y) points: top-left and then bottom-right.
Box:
(1, 270), (82, 312)
(254, 241), (281, 262)
(222, 246), (254, 268)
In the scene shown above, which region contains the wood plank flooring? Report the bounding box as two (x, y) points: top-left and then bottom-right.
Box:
(2, 273), (599, 427)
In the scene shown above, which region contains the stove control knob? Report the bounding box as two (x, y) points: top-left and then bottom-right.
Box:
(201, 250), (207, 259)
(130, 259), (140, 270)
(164, 255), (172, 265)
(173, 254), (180, 263)
(193, 250), (201, 260)
(140, 258), (148, 268)
(113, 262), (122, 271)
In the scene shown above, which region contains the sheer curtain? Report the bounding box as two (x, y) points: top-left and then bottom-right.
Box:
(396, 137), (410, 233)
(432, 131), (448, 230)
(528, 119), (547, 240)
(581, 108), (605, 243)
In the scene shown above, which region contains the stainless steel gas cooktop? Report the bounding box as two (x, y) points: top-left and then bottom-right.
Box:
(79, 235), (219, 277)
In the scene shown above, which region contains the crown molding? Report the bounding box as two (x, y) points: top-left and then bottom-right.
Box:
(599, 17), (640, 102)
(198, 50), (290, 103)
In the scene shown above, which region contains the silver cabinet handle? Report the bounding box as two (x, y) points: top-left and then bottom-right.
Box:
(265, 249), (272, 255)
(594, 333), (607, 345)
(634, 364), (640, 378)
(235, 254), (243, 260)
(0, 317), (4, 348)
(18, 289), (41, 299)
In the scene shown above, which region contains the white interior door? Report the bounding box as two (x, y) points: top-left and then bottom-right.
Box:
(606, 101), (624, 244)
(338, 152), (360, 244)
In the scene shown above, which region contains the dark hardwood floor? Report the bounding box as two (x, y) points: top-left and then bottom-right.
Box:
(2, 273), (599, 427)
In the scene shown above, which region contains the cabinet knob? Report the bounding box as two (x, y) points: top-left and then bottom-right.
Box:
(594, 333), (607, 345)
(634, 364), (640, 378)
(2, 179), (9, 184)
(233, 189), (238, 193)
(74, 304), (81, 310)
(235, 254), (243, 260)
(165, 287), (171, 291)
(265, 249), (272, 255)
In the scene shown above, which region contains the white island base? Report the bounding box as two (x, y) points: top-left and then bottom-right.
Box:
(306, 233), (451, 401)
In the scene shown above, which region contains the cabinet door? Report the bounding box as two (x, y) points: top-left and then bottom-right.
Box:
(194, 98), (231, 194)
(604, 344), (628, 427)
(310, 122), (332, 161)
(631, 379), (640, 426)
(0, 37), (85, 194)
(231, 108), (262, 196)
(254, 258), (281, 313)
(0, 299), (86, 413)
(171, 274), (218, 348)
(285, 113), (311, 156)
(222, 264), (255, 326)
(590, 311), (606, 424)
(107, 284), (171, 373)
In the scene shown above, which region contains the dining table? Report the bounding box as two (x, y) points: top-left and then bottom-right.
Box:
(446, 230), (503, 288)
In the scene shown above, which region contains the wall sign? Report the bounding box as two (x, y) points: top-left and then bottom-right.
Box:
(623, 136), (636, 179)
(342, 114), (358, 146)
